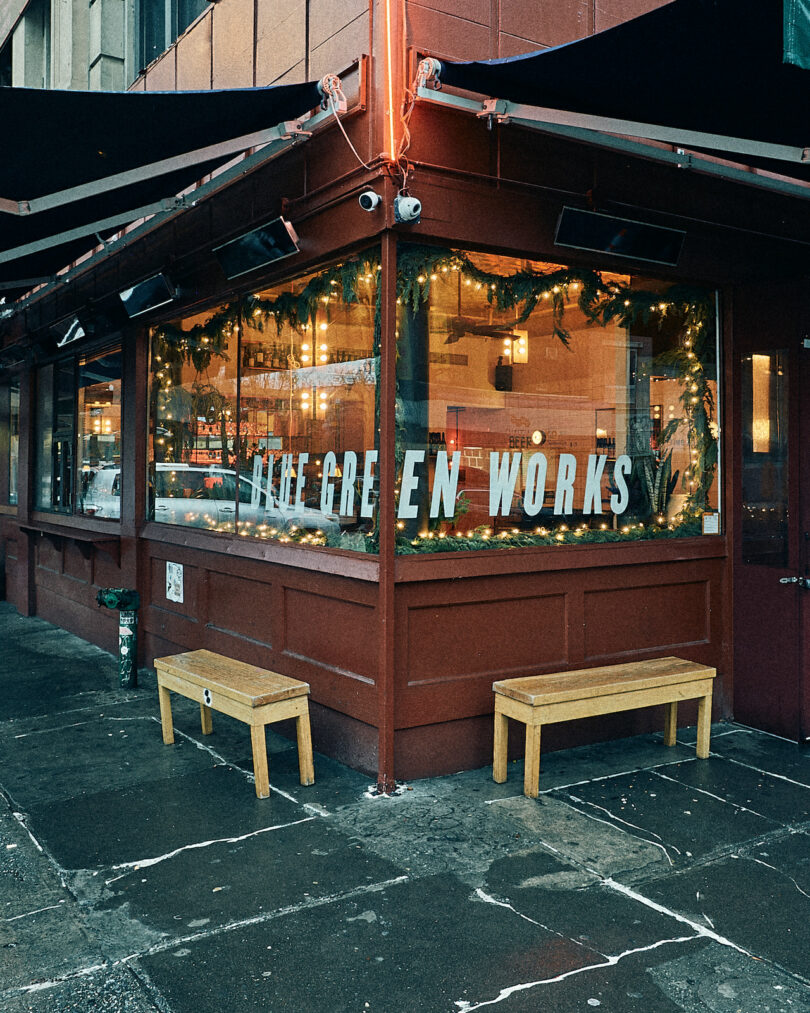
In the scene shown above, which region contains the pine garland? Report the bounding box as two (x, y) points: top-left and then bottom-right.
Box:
(149, 242), (719, 553)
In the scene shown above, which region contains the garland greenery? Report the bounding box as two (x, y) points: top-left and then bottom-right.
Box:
(148, 242), (718, 553)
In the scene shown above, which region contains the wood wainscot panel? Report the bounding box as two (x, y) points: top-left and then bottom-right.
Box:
(205, 571), (275, 648)
(93, 545), (126, 590)
(308, 701), (378, 777)
(584, 580), (711, 661)
(36, 586), (118, 654)
(35, 534), (62, 574)
(4, 534), (21, 608)
(63, 540), (92, 584)
(282, 587), (377, 686)
(405, 592), (568, 684)
(397, 589), (569, 727)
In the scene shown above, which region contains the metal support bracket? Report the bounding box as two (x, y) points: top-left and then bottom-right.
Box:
(478, 98), (511, 129)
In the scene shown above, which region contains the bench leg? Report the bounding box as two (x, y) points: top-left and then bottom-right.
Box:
(200, 703), (213, 736)
(296, 710), (315, 786)
(493, 708), (509, 784)
(250, 724), (270, 799)
(696, 692), (712, 759)
(158, 684), (174, 745)
(523, 722), (542, 799)
(663, 701), (678, 746)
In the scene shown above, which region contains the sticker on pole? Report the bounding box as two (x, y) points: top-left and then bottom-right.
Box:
(203, 688), (212, 706)
(119, 626), (133, 636)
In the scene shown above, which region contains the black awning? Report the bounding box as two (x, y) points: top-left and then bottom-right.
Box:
(433, 0), (810, 168)
(0, 80), (323, 296)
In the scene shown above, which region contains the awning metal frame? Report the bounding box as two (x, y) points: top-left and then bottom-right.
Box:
(414, 82), (810, 203)
(477, 97), (810, 166)
(0, 119), (313, 216)
(4, 87), (346, 297)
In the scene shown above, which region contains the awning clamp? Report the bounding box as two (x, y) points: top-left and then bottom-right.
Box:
(478, 98), (511, 130)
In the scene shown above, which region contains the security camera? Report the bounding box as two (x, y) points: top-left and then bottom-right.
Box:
(359, 191), (382, 211)
(394, 195), (421, 223)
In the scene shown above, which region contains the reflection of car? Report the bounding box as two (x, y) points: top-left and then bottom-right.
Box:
(83, 464), (340, 534)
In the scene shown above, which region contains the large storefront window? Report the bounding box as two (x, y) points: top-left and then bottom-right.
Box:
(35, 350), (123, 516)
(148, 252), (379, 550)
(395, 246), (720, 552)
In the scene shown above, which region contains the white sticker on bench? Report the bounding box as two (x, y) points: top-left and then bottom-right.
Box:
(203, 688), (212, 705)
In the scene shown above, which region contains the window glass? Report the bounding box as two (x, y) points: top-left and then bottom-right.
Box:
(8, 381), (18, 505)
(35, 362), (74, 512)
(395, 246), (720, 552)
(147, 252), (380, 550)
(140, 0), (208, 68)
(139, 0), (166, 67)
(741, 351), (789, 566)
(148, 307), (239, 533)
(78, 352), (123, 518)
(35, 351), (123, 517)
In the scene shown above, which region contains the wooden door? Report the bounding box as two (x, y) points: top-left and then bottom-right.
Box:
(733, 282), (809, 741)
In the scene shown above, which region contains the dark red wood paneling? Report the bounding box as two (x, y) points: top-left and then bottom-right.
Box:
(583, 580), (711, 661)
(405, 592), (568, 683)
(282, 587), (377, 684)
(206, 571), (275, 647)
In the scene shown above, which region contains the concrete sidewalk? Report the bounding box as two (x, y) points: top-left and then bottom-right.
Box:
(1, 602), (810, 1012)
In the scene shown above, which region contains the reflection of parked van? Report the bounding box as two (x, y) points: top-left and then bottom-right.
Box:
(83, 464), (340, 533)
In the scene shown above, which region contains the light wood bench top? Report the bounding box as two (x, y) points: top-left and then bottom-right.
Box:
(493, 656), (716, 798)
(155, 649), (315, 798)
(155, 650), (310, 708)
(493, 656), (715, 707)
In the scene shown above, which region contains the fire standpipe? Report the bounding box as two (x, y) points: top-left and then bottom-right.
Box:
(96, 588), (141, 688)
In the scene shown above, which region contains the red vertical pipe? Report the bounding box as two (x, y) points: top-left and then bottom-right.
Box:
(377, 229), (397, 793)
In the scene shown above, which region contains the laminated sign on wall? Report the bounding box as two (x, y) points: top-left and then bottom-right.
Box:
(166, 562), (184, 603)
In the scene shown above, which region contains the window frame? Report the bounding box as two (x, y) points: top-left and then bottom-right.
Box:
(33, 344), (123, 520)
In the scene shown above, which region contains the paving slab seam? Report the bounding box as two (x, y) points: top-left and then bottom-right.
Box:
(452, 934), (700, 1011)
(0, 874), (411, 1003)
(651, 767), (777, 821)
(102, 814), (320, 884)
(720, 753), (810, 791)
(599, 877), (810, 991)
(473, 887), (607, 958)
(0, 695), (144, 729)
(623, 823), (809, 892)
(729, 722), (805, 745)
(10, 713), (155, 740)
(125, 962), (176, 1013)
(2, 900), (68, 924)
(747, 854), (810, 900)
(483, 753), (701, 803)
(555, 791), (680, 866)
(160, 719), (313, 810)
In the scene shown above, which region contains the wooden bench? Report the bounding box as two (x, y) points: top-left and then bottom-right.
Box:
(154, 649), (315, 799)
(493, 656), (716, 798)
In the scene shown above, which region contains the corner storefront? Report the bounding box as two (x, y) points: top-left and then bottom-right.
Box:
(1, 0), (809, 790)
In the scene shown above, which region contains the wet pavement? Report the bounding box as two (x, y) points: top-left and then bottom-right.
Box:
(1, 601), (809, 1012)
